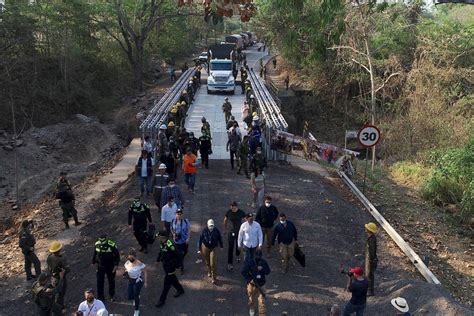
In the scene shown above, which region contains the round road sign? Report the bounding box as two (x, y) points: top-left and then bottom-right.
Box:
(357, 125), (381, 147)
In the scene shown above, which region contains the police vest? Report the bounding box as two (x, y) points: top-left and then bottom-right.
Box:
(95, 239), (116, 254)
(160, 239), (176, 252)
(131, 202), (147, 214)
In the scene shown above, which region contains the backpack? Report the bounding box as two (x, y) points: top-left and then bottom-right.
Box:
(146, 223), (156, 244)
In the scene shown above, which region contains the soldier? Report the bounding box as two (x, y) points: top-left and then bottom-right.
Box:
(56, 172), (81, 229)
(201, 117), (211, 137)
(222, 97), (232, 123)
(241, 250), (270, 316)
(155, 230), (185, 308)
(250, 147), (267, 171)
(365, 222), (378, 296)
(19, 219), (41, 280)
(128, 197), (152, 254)
(31, 272), (65, 316)
(237, 136), (251, 178)
(92, 233), (120, 302)
(240, 67), (248, 94)
(46, 240), (70, 309)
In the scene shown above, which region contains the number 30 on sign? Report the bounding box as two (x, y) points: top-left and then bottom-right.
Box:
(357, 125), (381, 147)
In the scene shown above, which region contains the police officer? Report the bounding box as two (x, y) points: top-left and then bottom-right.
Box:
(128, 197), (152, 253)
(46, 240), (70, 309)
(155, 230), (185, 308)
(31, 272), (65, 316)
(56, 172), (81, 229)
(19, 219), (41, 280)
(92, 233), (120, 302)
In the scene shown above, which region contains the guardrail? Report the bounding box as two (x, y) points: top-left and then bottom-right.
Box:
(338, 170), (441, 285)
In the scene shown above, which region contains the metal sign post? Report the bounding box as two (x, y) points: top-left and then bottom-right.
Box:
(357, 125), (381, 194)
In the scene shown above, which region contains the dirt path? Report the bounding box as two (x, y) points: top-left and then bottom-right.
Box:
(0, 161), (470, 316)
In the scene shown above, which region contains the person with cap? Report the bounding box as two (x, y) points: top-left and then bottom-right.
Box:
(238, 213), (263, 263)
(241, 250), (270, 316)
(171, 209), (191, 273)
(161, 196), (178, 235)
(227, 128), (241, 170)
(183, 148), (198, 192)
(343, 267), (368, 316)
(19, 219), (41, 280)
(271, 213), (298, 273)
(124, 248), (147, 316)
(153, 163), (169, 211)
(237, 136), (251, 178)
(142, 136), (153, 158)
(223, 201), (246, 271)
(92, 233), (120, 302)
(55, 171), (81, 229)
(157, 124), (169, 159)
(256, 196), (279, 256)
(31, 271), (65, 316)
(77, 289), (107, 316)
(177, 102), (187, 127)
(201, 117), (211, 138)
(198, 219), (223, 284)
(156, 230), (185, 307)
(128, 197), (152, 253)
(391, 297), (410, 315)
(364, 222), (378, 296)
(160, 178), (184, 208)
(222, 97), (233, 123)
(135, 150), (154, 197)
(199, 132), (212, 169)
(47, 240), (70, 309)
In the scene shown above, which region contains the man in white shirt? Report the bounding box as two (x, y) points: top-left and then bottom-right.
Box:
(161, 196), (178, 235)
(238, 213), (263, 263)
(77, 289), (107, 316)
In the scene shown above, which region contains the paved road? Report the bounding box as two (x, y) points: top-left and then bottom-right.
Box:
(185, 47), (268, 160)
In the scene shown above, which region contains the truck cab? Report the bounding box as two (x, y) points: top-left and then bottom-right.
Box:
(207, 44), (236, 94)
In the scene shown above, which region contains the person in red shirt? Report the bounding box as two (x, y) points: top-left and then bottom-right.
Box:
(182, 149), (197, 192)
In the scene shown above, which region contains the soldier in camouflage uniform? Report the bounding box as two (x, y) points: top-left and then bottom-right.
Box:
(46, 241), (70, 309)
(55, 172), (81, 229)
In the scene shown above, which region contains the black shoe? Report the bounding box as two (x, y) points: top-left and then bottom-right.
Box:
(173, 291), (184, 298)
(155, 301), (166, 308)
(74, 221), (82, 226)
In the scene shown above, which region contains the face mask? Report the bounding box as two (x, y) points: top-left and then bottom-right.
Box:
(280, 220), (286, 225)
(265, 202), (271, 207)
(129, 258), (135, 263)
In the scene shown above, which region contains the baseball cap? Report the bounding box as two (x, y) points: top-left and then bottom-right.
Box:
(207, 219), (214, 228)
(349, 267), (363, 275)
(158, 163), (166, 169)
(246, 212), (254, 218)
(176, 209), (183, 214)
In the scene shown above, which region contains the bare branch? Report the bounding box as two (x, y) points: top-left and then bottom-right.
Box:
(374, 72), (401, 93)
(328, 45), (368, 57)
(351, 58), (370, 73)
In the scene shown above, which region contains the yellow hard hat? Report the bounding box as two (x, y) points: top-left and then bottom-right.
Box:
(252, 112), (257, 117)
(365, 222), (377, 233)
(49, 240), (63, 253)
(170, 105), (178, 113)
(168, 121), (175, 127)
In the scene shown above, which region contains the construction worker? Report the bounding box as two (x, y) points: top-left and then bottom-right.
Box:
(169, 103), (178, 127)
(19, 219), (41, 280)
(241, 250), (270, 316)
(222, 97), (232, 123)
(46, 240), (70, 309)
(92, 233), (120, 302)
(177, 102), (187, 127)
(237, 135), (250, 178)
(198, 219), (223, 284)
(31, 271), (65, 316)
(155, 230), (185, 308)
(157, 124), (169, 159)
(201, 117), (211, 137)
(55, 171), (81, 229)
(167, 121), (177, 139)
(246, 85), (252, 103)
(128, 197), (152, 253)
(365, 222), (378, 296)
(153, 163), (169, 211)
(271, 213), (298, 273)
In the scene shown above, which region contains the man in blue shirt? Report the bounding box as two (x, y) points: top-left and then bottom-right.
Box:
(241, 250), (270, 316)
(271, 213), (297, 273)
(343, 267), (369, 316)
(171, 209), (191, 274)
(198, 219), (223, 284)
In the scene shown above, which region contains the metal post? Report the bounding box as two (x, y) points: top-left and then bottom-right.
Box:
(362, 147), (369, 194)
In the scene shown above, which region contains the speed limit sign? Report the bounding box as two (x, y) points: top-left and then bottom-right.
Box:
(358, 125), (381, 147)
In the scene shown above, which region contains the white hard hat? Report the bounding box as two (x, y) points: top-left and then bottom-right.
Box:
(158, 163), (166, 169)
(252, 116), (259, 121)
(160, 124), (167, 130)
(207, 219), (214, 228)
(391, 297), (409, 313)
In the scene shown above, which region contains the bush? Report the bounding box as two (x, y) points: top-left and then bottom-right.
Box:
(422, 134), (474, 223)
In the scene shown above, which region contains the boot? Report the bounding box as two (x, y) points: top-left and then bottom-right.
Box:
(73, 214), (82, 226)
(64, 221), (70, 229)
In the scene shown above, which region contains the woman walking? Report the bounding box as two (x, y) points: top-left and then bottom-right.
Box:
(250, 167), (266, 209)
(124, 249), (148, 316)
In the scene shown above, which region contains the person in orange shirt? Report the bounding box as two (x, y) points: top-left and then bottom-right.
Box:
(182, 149), (197, 192)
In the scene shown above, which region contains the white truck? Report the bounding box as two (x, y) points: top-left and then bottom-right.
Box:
(207, 43), (236, 94)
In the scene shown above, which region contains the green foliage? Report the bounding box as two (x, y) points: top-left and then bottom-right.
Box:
(422, 134), (474, 222)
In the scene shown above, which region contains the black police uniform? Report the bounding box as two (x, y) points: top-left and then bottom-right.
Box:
(128, 200), (152, 252)
(156, 238), (184, 306)
(92, 237), (120, 301)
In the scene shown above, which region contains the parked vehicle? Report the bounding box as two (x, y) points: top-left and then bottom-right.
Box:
(207, 43), (235, 94)
(224, 34), (244, 52)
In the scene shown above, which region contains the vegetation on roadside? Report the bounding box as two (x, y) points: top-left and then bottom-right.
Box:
(254, 1), (473, 223)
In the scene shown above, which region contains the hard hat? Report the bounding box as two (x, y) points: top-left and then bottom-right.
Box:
(160, 124), (167, 130)
(189, 80), (193, 84)
(252, 116), (258, 121)
(49, 240), (63, 253)
(159, 163), (166, 169)
(365, 222), (377, 233)
(391, 297), (409, 313)
(250, 94), (255, 99)
(182, 90), (187, 95)
(168, 121), (175, 127)
(181, 101), (186, 106)
(224, 97), (229, 100)
(252, 112), (257, 117)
